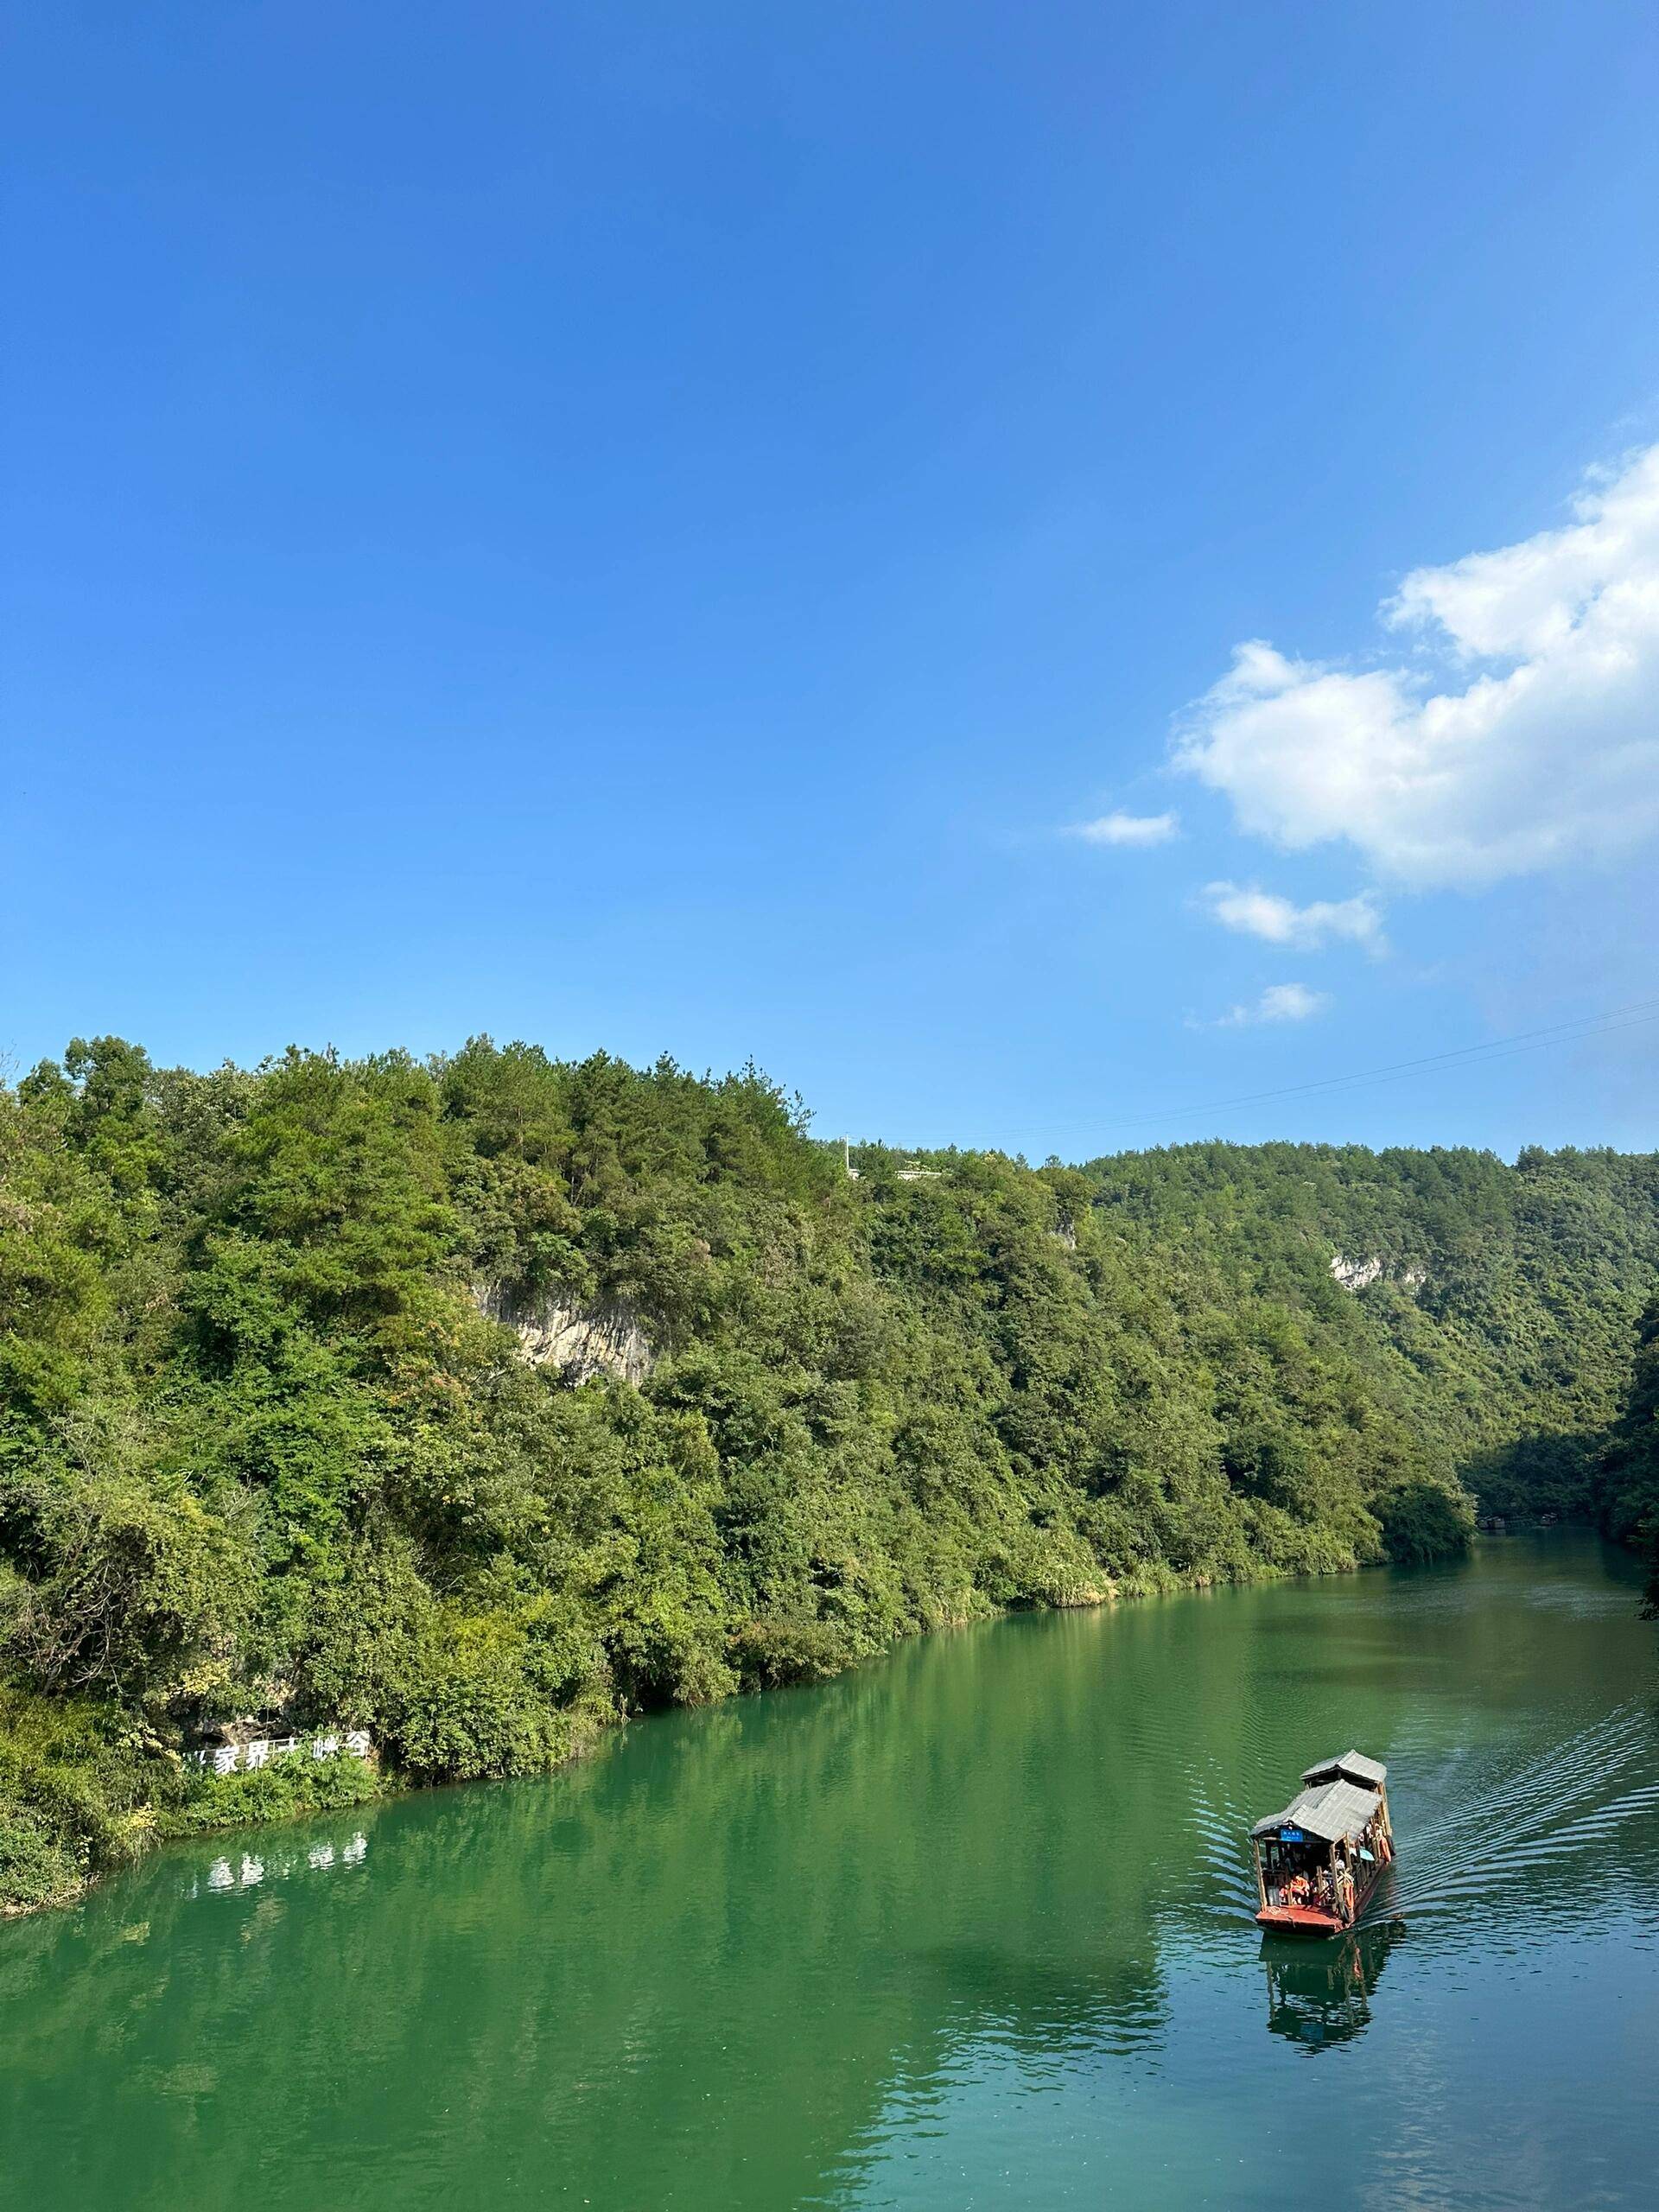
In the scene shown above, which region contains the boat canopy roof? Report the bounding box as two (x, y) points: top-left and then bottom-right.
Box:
(1252, 1776), (1381, 1846)
(1300, 1748), (1387, 1789)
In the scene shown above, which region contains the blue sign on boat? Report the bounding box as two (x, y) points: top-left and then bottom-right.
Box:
(1280, 1827), (1305, 1843)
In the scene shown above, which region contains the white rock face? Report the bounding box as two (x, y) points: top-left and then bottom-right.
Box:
(1329, 1254), (1427, 1295)
(473, 1284), (653, 1384)
(1331, 1254), (1386, 1291)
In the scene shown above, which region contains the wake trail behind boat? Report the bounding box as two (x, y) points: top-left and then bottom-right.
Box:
(1381, 1702), (1659, 1924)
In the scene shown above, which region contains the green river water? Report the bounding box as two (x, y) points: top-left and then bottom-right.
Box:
(4, 1535), (1657, 2209)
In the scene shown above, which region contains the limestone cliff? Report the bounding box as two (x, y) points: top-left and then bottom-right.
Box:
(473, 1284), (654, 1385)
(1329, 1255), (1427, 1294)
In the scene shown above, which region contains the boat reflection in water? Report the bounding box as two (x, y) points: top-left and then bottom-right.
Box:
(1262, 1920), (1403, 2052)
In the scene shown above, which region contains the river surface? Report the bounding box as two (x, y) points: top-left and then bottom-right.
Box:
(4, 1535), (1658, 2209)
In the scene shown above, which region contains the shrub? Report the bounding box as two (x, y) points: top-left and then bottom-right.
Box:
(1376, 1480), (1476, 1566)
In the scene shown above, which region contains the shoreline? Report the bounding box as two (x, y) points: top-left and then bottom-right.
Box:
(0, 1540), (1454, 1924)
(11, 1529), (1611, 1924)
(11, 1526), (1619, 1927)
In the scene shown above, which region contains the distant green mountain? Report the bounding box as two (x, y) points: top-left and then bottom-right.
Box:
(2, 1039), (1655, 1910)
(1084, 1139), (1659, 1523)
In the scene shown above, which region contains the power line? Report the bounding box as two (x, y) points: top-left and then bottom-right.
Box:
(978, 995), (1659, 1154)
(1100, 1001), (1659, 1128)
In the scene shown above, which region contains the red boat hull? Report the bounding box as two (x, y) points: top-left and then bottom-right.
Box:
(1255, 1903), (1346, 1936)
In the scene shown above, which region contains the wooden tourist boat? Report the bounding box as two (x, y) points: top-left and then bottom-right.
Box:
(1250, 1751), (1394, 1937)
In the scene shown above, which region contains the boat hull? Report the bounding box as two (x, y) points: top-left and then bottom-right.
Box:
(1255, 1903), (1345, 1937)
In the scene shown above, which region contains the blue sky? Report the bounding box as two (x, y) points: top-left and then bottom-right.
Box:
(6, 2), (1659, 1159)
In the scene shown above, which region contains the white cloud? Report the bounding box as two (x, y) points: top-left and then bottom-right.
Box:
(1071, 809), (1179, 847)
(1216, 982), (1330, 1027)
(1174, 444), (1659, 889)
(1203, 880), (1384, 950)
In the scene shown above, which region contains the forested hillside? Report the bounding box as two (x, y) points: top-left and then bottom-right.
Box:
(1085, 1141), (1659, 1522)
(1601, 1300), (1659, 1618)
(2, 1039), (1655, 1912)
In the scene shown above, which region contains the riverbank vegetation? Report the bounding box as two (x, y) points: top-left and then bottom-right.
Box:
(1601, 1300), (1659, 1618)
(3, 1038), (1655, 1910)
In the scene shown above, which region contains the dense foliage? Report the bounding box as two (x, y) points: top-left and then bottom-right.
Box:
(1600, 1300), (1659, 1618)
(1085, 1140), (1659, 1521)
(2, 1039), (1654, 1910)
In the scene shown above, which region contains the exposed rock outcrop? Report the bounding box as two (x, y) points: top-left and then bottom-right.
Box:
(473, 1284), (654, 1384)
(1330, 1255), (1427, 1295)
